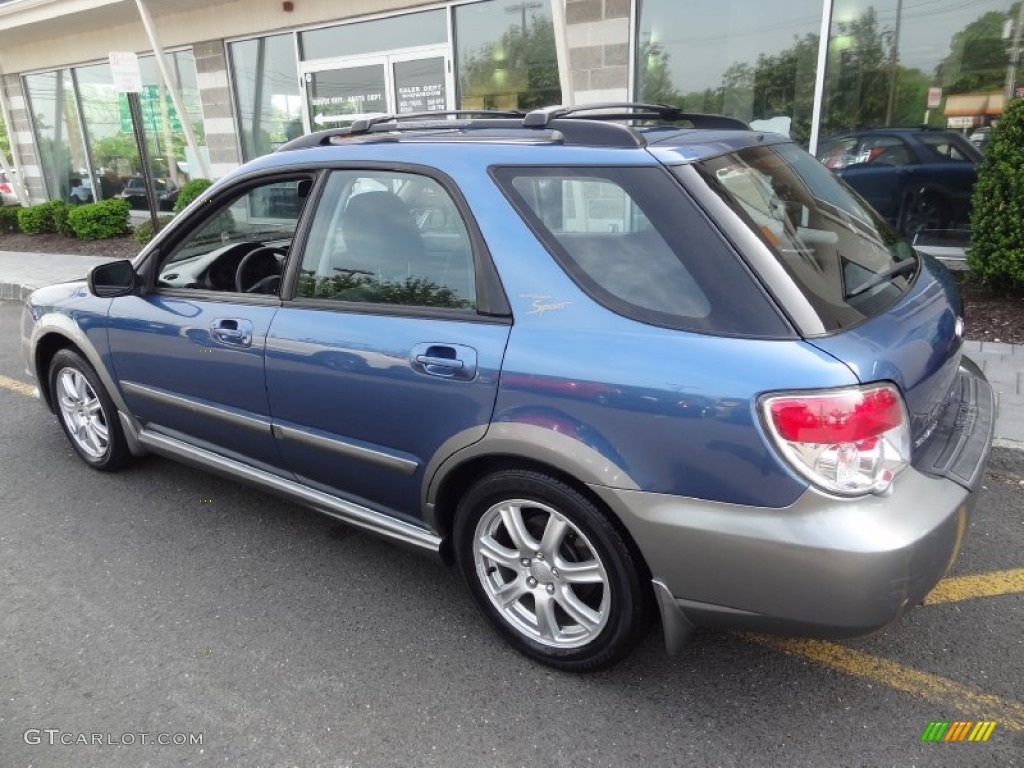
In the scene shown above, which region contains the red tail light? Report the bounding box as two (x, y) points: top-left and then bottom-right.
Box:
(0, 183), (11, 194)
(760, 384), (910, 496)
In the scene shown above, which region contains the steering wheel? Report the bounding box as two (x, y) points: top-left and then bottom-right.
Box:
(235, 246), (286, 293)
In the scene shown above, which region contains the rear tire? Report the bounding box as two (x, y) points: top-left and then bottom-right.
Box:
(48, 349), (134, 472)
(453, 468), (649, 671)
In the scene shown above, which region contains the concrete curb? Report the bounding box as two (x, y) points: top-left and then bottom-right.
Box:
(0, 281), (38, 301)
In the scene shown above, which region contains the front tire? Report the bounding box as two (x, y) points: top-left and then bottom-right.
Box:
(49, 349), (133, 471)
(453, 469), (649, 671)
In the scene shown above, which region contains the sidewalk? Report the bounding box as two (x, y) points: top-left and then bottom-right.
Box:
(2, 249), (1023, 448)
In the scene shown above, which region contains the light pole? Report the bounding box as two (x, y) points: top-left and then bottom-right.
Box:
(505, 1), (543, 36)
(1006, 1), (1024, 101)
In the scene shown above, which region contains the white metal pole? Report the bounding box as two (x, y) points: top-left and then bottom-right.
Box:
(808, 0), (835, 156)
(550, 0), (573, 106)
(134, 0), (211, 179)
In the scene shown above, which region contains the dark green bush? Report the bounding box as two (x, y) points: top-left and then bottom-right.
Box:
(173, 178), (212, 213)
(67, 198), (131, 240)
(132, 214), (175, 245)
(967, 98), (1024, 289)
(0, 206), (19, 233)
(52, 201), (72, 237)
(17, 200), (69, 235)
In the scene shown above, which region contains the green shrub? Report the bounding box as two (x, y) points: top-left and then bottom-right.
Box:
(17, 200), (69, 235)
(173, 178), (212, 213)
(0, 206), (19, 233)
(967, 98), (1024, 289)
(52, 201), (72, 237)
(67, 198), (131, 240)
(132, 214), (175, 244)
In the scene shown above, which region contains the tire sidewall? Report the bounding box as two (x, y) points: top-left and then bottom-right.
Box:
(454, 470), (646, 670)
(48, 349), (130, 471)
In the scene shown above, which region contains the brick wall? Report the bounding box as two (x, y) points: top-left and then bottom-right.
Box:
(194, 40), (241, 179)
(565, 0), (631, 104)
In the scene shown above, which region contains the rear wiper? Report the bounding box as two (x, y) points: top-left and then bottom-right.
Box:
(846, 252), (919, 299)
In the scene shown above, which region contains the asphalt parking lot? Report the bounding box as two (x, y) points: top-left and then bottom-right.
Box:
(0, 299), (1021, 768)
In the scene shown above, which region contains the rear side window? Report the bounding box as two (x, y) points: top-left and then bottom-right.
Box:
(493, 166), (788, 336)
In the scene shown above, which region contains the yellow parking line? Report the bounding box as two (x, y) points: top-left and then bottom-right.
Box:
(748, 635), (1024, 731)
(0, 373), (36, 397)
(924, 568), (1024, 605)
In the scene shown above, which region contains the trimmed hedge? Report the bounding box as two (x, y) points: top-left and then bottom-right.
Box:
(0, 206), (19, 234)
(132, 214), (175, 245)
(967, 98), (1024, 289)
(67, 198), (131, 240)
(173, 178), (212, 213)
(17, 200), (69, 235)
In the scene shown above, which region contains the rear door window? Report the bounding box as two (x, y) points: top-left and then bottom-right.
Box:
(492, 166), (788, 337)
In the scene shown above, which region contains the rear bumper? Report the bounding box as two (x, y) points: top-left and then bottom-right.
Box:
(590, 361), (995, 652)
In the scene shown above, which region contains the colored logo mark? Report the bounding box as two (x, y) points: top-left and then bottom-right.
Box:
(921, 721), (997, 742)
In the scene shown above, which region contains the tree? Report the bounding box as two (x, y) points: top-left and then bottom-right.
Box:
(636, 41), (682, 106)
(935, 5), (1018, 95)
(967, 98), (1024, 288)
(458, 15), (560, 110)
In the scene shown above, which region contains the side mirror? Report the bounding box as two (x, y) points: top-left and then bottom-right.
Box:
(88, 259), (136, 298)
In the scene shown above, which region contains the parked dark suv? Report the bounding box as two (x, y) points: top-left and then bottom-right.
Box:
(22, 105), (994, 670)
(817, 128), (981, 239)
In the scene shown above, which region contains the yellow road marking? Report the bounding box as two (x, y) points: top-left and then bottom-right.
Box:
(0, 373), (36, 397)
(748, 635), (1024, 731)
(924, 568), (1024, 605)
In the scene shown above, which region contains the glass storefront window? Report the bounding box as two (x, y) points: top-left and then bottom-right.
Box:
(299, 10), (446, 61)
(230, 34), (302, 160)
(136, 51), (205, 187)
(24, 70), (89, 202)
(823, 0), (1016, 135)
(636, 0), (822, 144)
(76, 61), (132, 200)
(454, 0), (560, 111)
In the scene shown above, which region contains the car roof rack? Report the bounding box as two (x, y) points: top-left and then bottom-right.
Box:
(276, 110), (526, 151)
(276, 103), (750, 153)
(522, 102), (750, 131)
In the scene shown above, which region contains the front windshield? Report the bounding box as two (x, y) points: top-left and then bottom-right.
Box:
(689, 142), (918, 331)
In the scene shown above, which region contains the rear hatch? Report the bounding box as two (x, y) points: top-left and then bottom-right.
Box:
(674, 139), (984, 479)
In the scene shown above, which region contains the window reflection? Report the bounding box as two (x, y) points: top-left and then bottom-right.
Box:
(636, 0), (821, 144)
(455, 0), (560, 111)
(824, 0), (1015, 134)
(230, 34), (302, 160)
(24, 70), (87, 202)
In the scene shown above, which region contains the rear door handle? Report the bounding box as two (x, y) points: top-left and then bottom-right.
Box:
(411, 343), (477, 380)
(414, 355), (464, 370)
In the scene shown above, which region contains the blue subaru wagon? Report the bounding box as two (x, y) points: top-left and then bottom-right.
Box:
(21, 105), (994, 671)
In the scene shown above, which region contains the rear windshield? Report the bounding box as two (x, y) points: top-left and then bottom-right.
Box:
(689, 143), (919, 332)
(492, 165), (789, 337)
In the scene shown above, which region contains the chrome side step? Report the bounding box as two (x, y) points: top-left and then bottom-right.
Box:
(136, 428), (442, 555)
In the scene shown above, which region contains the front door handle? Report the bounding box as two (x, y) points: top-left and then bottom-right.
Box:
(410, 343), (477, 380)
(210, 318), (253, 347)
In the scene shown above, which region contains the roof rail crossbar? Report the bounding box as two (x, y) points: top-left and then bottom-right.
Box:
(523, 102), (749, 131)
(349, 109), (525, 133)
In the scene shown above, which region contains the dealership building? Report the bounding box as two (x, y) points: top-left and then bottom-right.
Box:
(0, 0), (1017, 204)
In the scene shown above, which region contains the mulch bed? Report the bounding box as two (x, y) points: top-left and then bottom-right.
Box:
(2, 231), (1022, 344)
